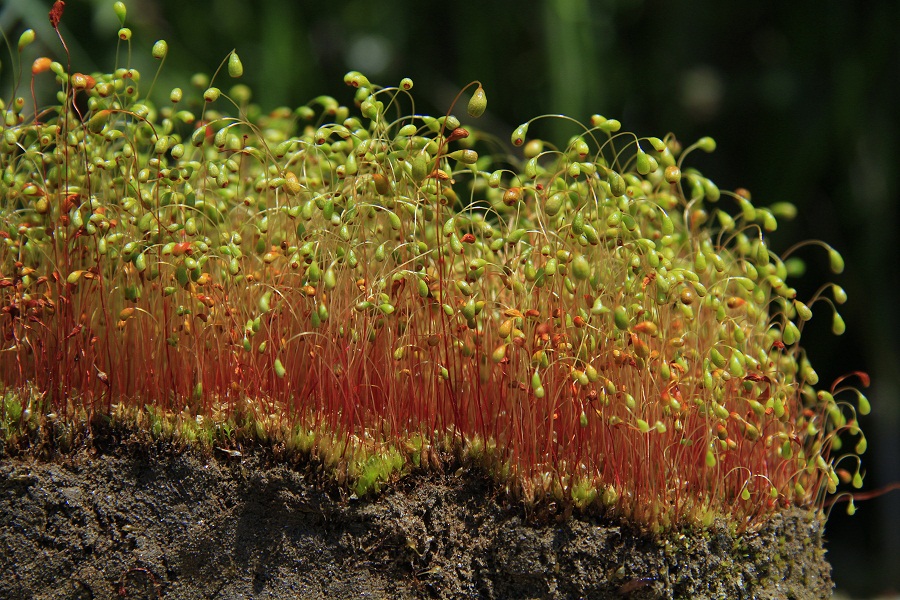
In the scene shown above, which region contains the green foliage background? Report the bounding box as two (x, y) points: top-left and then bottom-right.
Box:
(2, 0), (898, 595)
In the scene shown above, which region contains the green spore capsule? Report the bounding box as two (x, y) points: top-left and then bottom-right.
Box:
(113, 2), (127, 24)
(18, 30), (35, 52)
(228, 50), (243, 78)
(511, 124), (528, 146)
(828, 247), (845, 274)
(572, 255), (591, 280)
(274, 358), (286, 378)
(152, 40), (168, 60)
(467, 85), (487, 118)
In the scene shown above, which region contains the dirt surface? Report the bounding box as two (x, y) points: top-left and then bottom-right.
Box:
(1, 431), (832, 600)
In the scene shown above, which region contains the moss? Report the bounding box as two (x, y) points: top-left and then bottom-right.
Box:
(0, 2), (868, 536)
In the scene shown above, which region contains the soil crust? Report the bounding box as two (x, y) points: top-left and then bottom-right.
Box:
(1, 430), (832, 599)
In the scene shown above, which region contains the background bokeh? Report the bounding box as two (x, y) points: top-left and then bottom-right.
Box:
(2, 0), (898, 595)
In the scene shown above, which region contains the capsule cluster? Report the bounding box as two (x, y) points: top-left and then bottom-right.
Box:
(0, 9), (868, 531)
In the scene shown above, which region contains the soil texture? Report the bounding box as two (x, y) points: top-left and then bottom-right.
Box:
(0, 432), (832, 599)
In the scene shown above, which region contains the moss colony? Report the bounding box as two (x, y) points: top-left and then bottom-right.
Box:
(1, 2), (868, 535)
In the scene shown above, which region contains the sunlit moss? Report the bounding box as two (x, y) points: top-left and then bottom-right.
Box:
(0, 4), (869, 532)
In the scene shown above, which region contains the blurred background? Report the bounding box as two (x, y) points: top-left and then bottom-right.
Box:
(2, 0), (897, 596)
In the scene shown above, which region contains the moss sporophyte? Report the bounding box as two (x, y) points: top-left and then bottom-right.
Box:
(0, 1), (869, 533)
